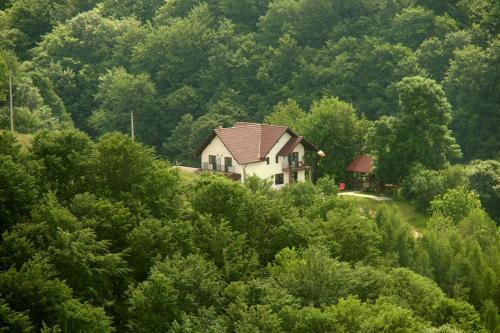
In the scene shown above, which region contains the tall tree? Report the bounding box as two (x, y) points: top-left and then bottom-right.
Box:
(301, 97), (371, 181)
(369, 76), (461, 183)
(90, 67), (160, 146)
(31, 129), (96, 202)
(444, 40), (500, 161)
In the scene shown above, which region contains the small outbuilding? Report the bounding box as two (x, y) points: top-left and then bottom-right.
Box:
(346, 155), (375, 190)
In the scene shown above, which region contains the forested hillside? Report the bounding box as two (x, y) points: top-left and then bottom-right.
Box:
(0, 0), (499, 164)
(1, 0), (500, 332)
(0, 130), (499, 332)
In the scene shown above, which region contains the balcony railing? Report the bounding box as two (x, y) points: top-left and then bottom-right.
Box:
(202, 162), (235, 173)
(281, 159), (308, 169)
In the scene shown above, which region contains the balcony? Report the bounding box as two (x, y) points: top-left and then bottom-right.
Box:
(201, 162), (235, 173)
(281, 159), (311, 172)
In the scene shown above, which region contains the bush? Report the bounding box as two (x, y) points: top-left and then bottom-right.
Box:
(401, 164), (468, 210)
(429, 187), (481, 224)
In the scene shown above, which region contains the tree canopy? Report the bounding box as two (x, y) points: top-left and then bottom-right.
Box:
(0, 129), (497, 331)
(1, 0), (499, 330)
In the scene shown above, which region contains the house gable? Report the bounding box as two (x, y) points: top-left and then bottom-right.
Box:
(200, 135), (242, 169)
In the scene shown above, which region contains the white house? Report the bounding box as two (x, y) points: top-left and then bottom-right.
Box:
(196, 122), (319, 189)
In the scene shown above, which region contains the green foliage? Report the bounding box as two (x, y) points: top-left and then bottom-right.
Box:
(2, 1), (500, 330)
(191, 173), (290, 262)
(70, 193), (136, 251)
(128, 254), (225, 332)
(31, 130), (96, 202)
(45, 227), (129, 305)
(402, 164), (469, 210)
(101, 0), (165, 21)
(0, 154), (38, 231)
(0, 258), (113, 332)
(396, 76), (461, 168)
(0, 126), (497, 331)
(95, 132), (183, 218)
(444, 40), (500, 161)
(90, 67), (160, 146)
(268, 247), (384, 306)
(192, 215), (260, 282)
(369, 76), (461, 184)
(416, 211), (500, 317)
(162, 114), (197, 166)
(481, 300), (500, 333)
(322, 211), (382, 264)
(301, 97), (371, 180)
(263, 99), (307, 132)
(127, 218), (196, 280)
(268, 246), (380, 306)
(170, 307), (227, 333)
(0, 56), (7, 103)
(430, 187), (482, 224)
(390, 6), (458, 49)
(467, 159), (500, 223)
(375, 205), (415, 267)
(0, 300), (33, 332)
(315, 175), (338, 196)
(312, 36), (422, 119)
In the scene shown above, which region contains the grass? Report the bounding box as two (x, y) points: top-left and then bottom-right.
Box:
(349, 196), (428, 231)
(175, 166), (200, 184)
(178, 170), (199, 183)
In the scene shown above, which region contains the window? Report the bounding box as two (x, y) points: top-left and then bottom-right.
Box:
(288, 152), (299, 167)
(208, 155), (216, 169)
(291, 171), (298, 183)
(266, 157), (270, 165)
(224, 157), (232, 172)
(275, 173), (284, 185)
(305, 170), (310, 181)
(275, 155), (279, 164)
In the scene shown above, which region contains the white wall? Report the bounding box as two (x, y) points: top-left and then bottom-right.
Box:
(200, 136), (243, 176)
(243, 133), (309, 189)
(243, 132), (289, 189)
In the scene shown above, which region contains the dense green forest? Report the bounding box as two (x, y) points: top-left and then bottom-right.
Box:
(0, 130), (499, 332)
(0, 0), (499, 165)
(1, 0), (500, 331)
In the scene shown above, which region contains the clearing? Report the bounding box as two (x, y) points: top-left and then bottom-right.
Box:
(346, 195), (428, 232)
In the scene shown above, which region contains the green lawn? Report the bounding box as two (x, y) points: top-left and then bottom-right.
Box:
(349, 196), (428, 231)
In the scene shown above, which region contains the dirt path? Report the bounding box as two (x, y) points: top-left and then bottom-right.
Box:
(338, 191), (393, 201)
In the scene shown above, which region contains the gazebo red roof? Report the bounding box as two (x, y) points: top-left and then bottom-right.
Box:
(347, 155), (373, 174)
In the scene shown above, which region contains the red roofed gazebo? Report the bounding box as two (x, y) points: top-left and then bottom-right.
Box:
(347, 155), (375, 190)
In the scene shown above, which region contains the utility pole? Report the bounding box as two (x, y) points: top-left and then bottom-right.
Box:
(9, 73), (14, 133)
(130, 111), (135, 142)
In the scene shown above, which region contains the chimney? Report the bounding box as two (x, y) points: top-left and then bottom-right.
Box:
(218, 123), (223, 129)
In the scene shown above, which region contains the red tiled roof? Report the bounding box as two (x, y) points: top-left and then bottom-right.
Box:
(196, 122), (319, 164)
(347, 155), (373, 173)
(196, 123), (287, 164)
